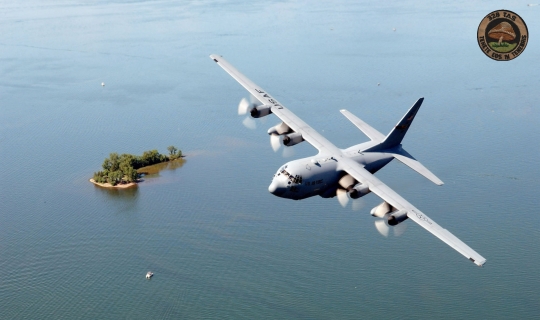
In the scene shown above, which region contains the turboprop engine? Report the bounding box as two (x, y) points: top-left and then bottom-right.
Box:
(338, 175), (370, 198)
(370, 201), (408, 225)
(267, 122), (297, 155)
(370, 201), (409, 237)
(348, 184), (370, 199)
(250, 104), (272, 118)
(267, 122), (292, 135)
(282, 132), (304, 146)
(335, 174), (370, 207)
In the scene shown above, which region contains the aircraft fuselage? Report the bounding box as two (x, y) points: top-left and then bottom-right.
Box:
(268, 143), (395, 200)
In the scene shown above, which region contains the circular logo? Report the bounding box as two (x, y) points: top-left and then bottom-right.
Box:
(477, 10), (528, 61)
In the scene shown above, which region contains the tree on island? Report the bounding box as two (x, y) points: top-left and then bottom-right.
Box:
(93, 146), (182, 186)
(167, 145), (182, 160)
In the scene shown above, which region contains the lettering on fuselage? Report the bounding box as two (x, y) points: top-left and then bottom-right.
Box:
(305, 179), (323, 186)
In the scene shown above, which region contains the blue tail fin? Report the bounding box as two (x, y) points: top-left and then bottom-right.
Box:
(366, 98), (423, 151)
(360, 97), (442, 185)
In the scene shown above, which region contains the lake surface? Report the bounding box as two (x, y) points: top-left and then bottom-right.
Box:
(0, 0), (539, 318)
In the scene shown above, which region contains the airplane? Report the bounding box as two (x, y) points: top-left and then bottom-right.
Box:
(210, 54), (486, 267)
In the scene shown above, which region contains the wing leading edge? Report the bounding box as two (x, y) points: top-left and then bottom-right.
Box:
(211, 54), (486, 267)
(210, 54), (340, 155)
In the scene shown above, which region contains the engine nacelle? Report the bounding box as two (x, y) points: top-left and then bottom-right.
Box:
(250, 105), (272, 118)
(387, 210), (408, 226)
(283, 132), (304, 146)
(267, 122), (291, 135)
(371, 202), (409, 225)
(347, 183), (370, 199)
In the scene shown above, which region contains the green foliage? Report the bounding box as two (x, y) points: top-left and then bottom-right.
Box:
(123, 166), (138, 183)
(167, 145), (177, 156)
(167, 145), (182, 160)
(94, 147), (182, 185)
(93, 171), (107, 183)
(107, 170), (123, 186)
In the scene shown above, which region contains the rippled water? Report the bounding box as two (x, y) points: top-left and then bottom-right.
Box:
(0, 0), (539, 319)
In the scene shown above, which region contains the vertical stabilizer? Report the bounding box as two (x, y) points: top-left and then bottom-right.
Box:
(366, 98), (423, 151)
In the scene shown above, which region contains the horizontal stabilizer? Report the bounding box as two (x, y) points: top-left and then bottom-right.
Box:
(340, 109), (385, 142)
(393, 152), (444, 186)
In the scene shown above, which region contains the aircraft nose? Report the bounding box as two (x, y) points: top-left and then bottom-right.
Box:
(268, 180), (286, 196)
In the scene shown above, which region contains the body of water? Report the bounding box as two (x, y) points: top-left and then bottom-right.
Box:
(0, 1), (539, 318)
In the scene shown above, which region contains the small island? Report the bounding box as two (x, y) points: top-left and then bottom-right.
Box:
(91, 146), (182, 188)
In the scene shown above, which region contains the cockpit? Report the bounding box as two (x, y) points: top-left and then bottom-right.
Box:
(269, 165), (303, 198)
(275, 167), (302, 185)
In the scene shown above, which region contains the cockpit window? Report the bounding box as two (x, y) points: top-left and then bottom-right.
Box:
(280, 169), (302, 184)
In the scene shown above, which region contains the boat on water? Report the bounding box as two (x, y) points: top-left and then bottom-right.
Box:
(146, 271), (153, 279)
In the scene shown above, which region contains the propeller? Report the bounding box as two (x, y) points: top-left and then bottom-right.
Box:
(270, 134), (281, 152)
(238, 95), (262, 129)
(281, 146), (295, 158)
(336, 187), (366, 209)
(336, 188), (349, 207)
(351, 198), (366, 211)
(269, 131), (295, 157)
(371, 208), (407, 237)
(336, 175), (355, 208)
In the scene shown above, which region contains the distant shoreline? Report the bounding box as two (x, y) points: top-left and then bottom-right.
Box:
(89, 178), (138, 189)
(90, 157), (186, 188)
(92, 147), (183, 187)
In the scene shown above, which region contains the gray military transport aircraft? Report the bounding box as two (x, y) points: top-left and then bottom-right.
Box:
(210, 54), (486, 267)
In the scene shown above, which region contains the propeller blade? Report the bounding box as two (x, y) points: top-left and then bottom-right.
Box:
(351, 198), (365, 211)
(270, 134), (281, 152)
(282, 146), (295, 158)
(374, 220), (390, 237)
(371, 209), (407, 237)
(338, 175), (355, 189)
(242, 117), (257, 130)
(238, 98), (250, 115)
(336, 188), (349, 208)
(393, 222), (407, 237)
(249, 94), (259, 106)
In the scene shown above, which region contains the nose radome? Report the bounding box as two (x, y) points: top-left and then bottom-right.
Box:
(268, 180), (286, 196)
(268, 180), (278, 193)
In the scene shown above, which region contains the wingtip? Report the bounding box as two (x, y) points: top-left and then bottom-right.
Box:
(470, 257), (487, 267)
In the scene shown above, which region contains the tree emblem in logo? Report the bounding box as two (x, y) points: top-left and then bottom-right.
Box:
(477, 10), (528, 61)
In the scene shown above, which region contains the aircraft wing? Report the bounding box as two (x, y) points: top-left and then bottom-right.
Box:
(210, 54), (341, 155)
(211, 54), (486, 267)
(339, 156), (486, 266)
